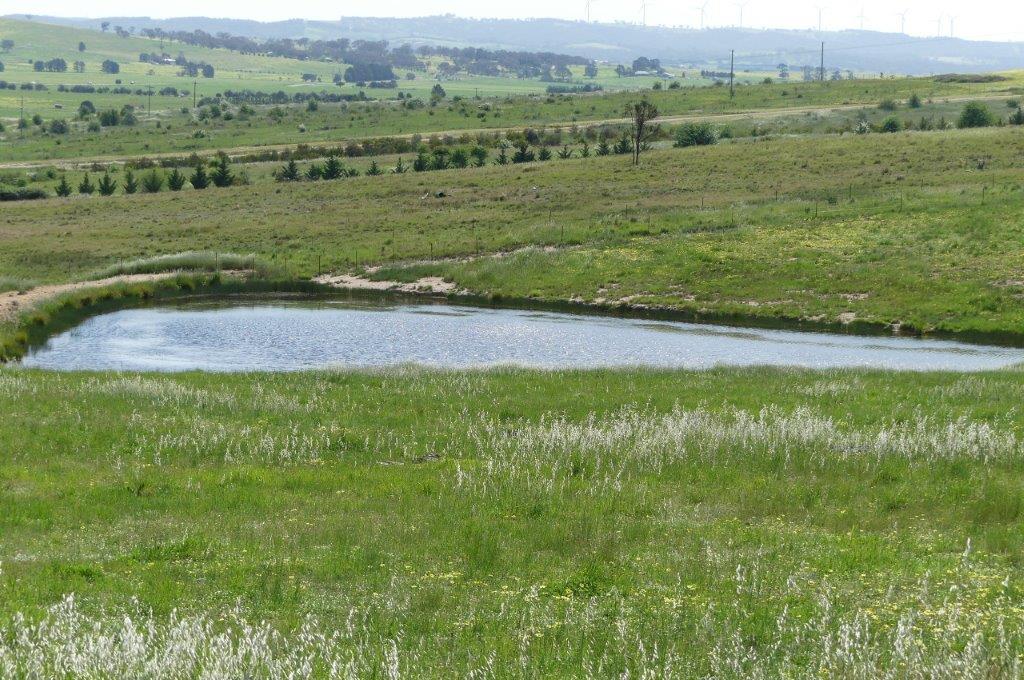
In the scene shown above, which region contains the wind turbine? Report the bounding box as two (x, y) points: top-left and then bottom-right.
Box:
(814, 5), (825, 32)
(585, 0), (597, 23)
(857, 7), (866, 30)
(896, 9), (908, 34)
(935, 14), (943, 37)
(948, 15), (956, 37)
(640, 0), (655, 26)
(735, 1), (749, 28)
(695, 1), (710, 30)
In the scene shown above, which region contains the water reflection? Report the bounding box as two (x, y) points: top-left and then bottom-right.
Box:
(20, 300), (1024, 373)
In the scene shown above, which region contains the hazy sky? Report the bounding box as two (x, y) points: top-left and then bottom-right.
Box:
(6, 0), (1022, 42)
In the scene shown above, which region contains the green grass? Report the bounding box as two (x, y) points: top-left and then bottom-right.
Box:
(2, 17), (1021, 165)
(3, 366), (1024, 674)
(5, 39), (1024, 672)
(2, 124), (1024, 339)
(0, 275), (34, 293)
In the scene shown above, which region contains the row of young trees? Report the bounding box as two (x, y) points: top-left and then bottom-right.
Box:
(55, 156), (236, 198)
(272, 131), (651, 184)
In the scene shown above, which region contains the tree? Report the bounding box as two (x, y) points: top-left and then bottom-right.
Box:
(596, 139), (611, 156)
(101, 60), (120, 74)
(366, 160), (382, 176)
(211, 154), (234, 187)
(494, 146), (510, 166)
(584, 62), (598, 78)
(537, 147), (552, 161)
(674, 122), (718, 147)
(450, 148), (469, 168)
(142, 169), (164, 193)
(413, 151), (431, 172)
(470, 146), (488, 167)
(305, 163), (323, 181)
(201, 64), (215, 78)
(100, 22), (110, 32)
(55, 175), (72, 197)
(122, 169), (139, 194)
(98, 109), (120, 127)
(958, 102), (994, 129)
(431, 148), (450, 170)
(0, 39), (14, 52)
(322, 155), (344, 180)
(189, 165), (209, 190)
(557, 145), (573, 159)
(78, 100), (95, 118)
(908, 93), (922, 108)
(97, 173), (117, 196)
(512, 143), (535, 164)
(613, 133), (632, 155)
(625, 99), (659, 165)
(78, 41), (86, 52)
(48, 119), (69, 134)
(430, 83), (447, 100)
(579, 142), (591, 158)
(277, 160), (300, 182)
(393, 157), (407, 174)
(167, 168), (187, 191)
(78, 174), (95, 195)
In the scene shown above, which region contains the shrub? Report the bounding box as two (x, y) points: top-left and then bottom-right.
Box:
(98, 109), (120, 126)
(0, 188), (48, 201)
(908, 93), (922, 108)
(48, 119), (69, 134)
(878, 99), (898, 111)
(675, 122), (718, 147)
(958, 102), (995, 129)
(880, 116), (902, 133)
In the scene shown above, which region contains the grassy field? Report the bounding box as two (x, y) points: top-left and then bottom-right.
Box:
(2, 124), (1024, 340)
(3, 366), (1024, 675)
(5, 21), (1024, 674)
(2, 17), (1022, 163)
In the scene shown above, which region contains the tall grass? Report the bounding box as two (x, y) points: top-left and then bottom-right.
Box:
(0, 277), (36, 294)
(1, 557), (1020, 678)
(88, 252), (273, 280)
(4, 369), (1024, 675)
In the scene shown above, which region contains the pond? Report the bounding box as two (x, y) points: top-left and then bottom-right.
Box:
(19, 299), (1024, 372)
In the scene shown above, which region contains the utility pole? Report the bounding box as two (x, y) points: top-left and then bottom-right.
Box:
(820, 42), (825, 83)
(147, 86), (153, 116)
(193, 80), (197, 108)
(729, 49), (735, 98)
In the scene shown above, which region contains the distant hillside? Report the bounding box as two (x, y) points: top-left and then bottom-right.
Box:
(8, 14), (1024, 74)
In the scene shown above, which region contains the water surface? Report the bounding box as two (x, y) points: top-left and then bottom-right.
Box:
(20, 300), (1024, 372)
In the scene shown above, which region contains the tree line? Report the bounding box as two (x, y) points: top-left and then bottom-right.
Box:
(53, 155), (238, 198)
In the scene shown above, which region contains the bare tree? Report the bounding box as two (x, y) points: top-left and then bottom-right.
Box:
(625, 100), (659, 165)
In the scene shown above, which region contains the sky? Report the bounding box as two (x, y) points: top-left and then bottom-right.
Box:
(4, 0), (1022, 42)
